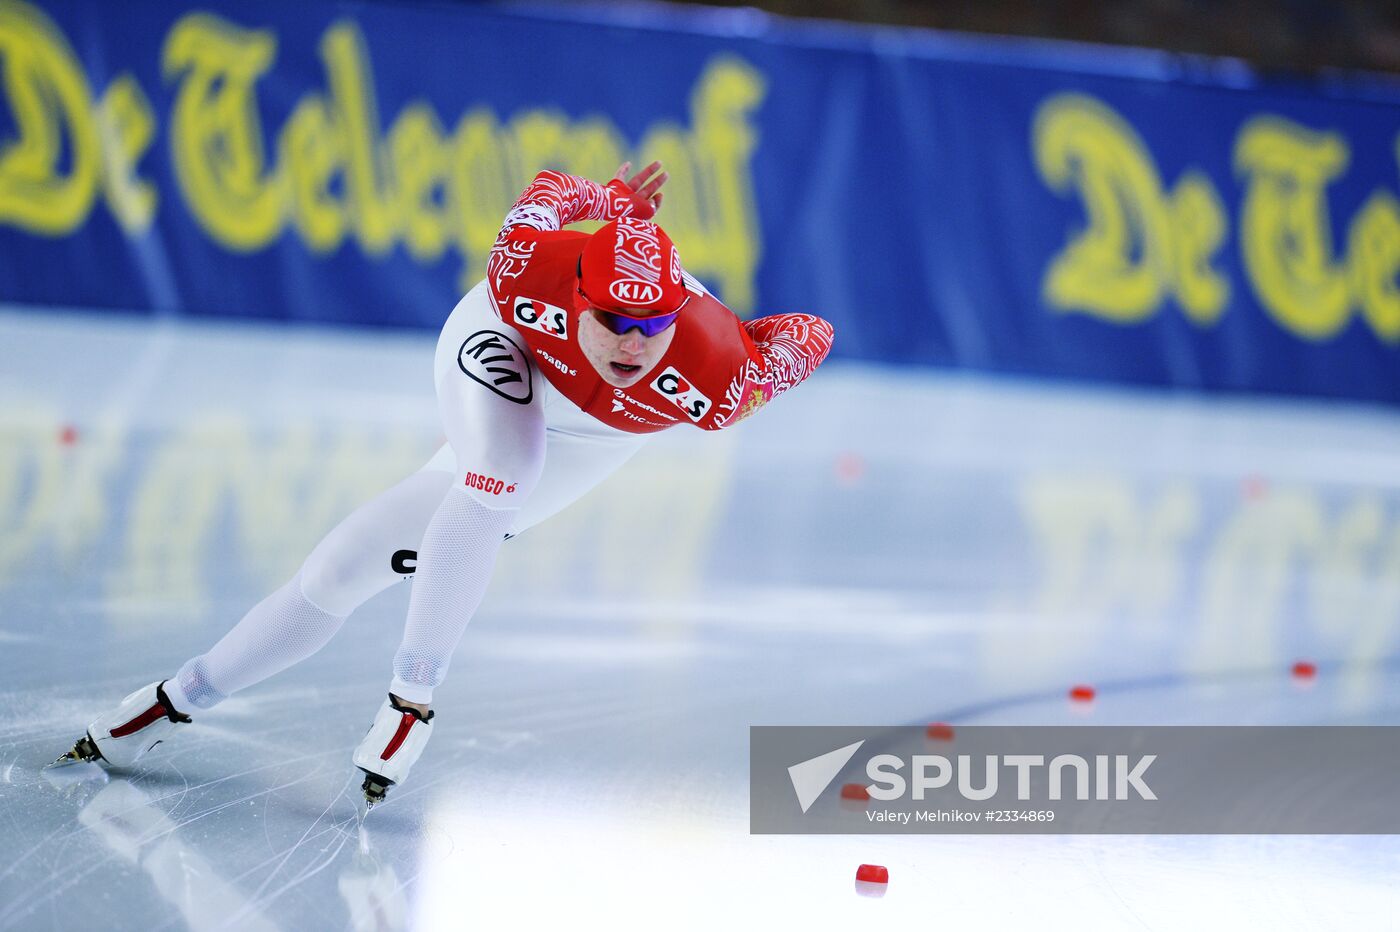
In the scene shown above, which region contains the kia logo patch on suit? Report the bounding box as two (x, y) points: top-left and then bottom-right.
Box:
(458, 330), (533, 403)
(609, 280), (663, 305)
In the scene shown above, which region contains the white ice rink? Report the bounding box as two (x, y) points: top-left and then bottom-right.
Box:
(3, 306), (1400, 930)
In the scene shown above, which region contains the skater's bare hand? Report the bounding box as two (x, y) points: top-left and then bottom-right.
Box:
(612, 160), (667, 219)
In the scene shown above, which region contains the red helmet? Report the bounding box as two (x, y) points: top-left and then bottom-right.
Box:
(578, 217), (690, 315)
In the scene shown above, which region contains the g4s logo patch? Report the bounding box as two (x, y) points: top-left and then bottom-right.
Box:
(512, 297), (568, 340)
(651, 366), (711, 422)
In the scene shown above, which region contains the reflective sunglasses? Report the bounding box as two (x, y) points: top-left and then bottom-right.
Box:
(590, 307), (680, 337)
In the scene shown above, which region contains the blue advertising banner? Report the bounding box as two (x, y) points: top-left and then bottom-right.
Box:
(3, 0), (1400, 401)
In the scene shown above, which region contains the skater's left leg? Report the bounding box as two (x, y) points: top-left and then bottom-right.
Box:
(166, 466), (453, 712)
(57, 463), (452, 768)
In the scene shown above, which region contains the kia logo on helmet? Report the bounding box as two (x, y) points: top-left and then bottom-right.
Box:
(609, 280), (662, 305)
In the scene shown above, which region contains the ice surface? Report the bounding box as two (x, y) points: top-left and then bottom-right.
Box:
(3, 307), (1400, 930)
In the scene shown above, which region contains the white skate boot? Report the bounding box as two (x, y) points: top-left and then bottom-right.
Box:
(352, 695), (434, 811)
(52, 681), (191, 768)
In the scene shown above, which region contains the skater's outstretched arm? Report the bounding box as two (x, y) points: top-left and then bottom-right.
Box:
(707, 313), (835, 428)
(484, 163), (666, 301)
(497, 161), (666, 237)
(741, 313), (835, 400)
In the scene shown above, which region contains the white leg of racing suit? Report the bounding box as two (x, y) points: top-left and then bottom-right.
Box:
(163, 281), (648, 714)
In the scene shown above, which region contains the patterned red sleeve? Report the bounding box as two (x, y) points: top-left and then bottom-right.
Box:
(487, 171), (644, 296)
(716, 314), (835, 426)
(497, 170), (640, 236)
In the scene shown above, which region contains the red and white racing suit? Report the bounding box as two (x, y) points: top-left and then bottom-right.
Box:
(165, 171), (833, 714)
(424, 169), (835, 518)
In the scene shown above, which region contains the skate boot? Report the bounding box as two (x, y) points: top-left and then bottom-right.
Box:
(352, 695), (433, 811)
(51, 681), (191, 768)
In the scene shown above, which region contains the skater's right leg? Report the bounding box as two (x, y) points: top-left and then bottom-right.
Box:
(355, 288), (548, 806)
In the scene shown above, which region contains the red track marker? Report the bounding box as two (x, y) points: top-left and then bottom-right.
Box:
(1069, 684), (1096, 702)
(59, 425), (78, 446)
(856, 864), (889, 884)
(925, 722), (955, 741)
(835, 452), (866, 484)
(840, 783), (870, 801)
(1291, 660), (1317, 680)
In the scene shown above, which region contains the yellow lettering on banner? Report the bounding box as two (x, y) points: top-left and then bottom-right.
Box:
(389, 104), (450, 261)
(0, 11), (765, 308)
(1234, 118), (1351, 339)
(437, 56), (765, 305)
(569, 117), (629, 190)
(319, 22), (396, 254)
(1169, 171), (1231, 324)
(1347, 190), (1400, 342)
(163, 13), (282, 251)
(1037, 97), (1400, 345)
(0, 0), (100, 233)
(447, 108), (516, 277)
(97, 75), (158, 233)
(510, 108), (571, 184)
(671, 56), (765, 311)
(641, 124), (700, 249)
(1035, 98), (1169, 320)
(280, 95), (345, 252)
(1033, 94), (1229, 324)
(228, 20), (764, 307)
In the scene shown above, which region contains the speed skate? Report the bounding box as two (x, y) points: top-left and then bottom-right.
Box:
(50, 682), (192, 769)
(352, 695), (436, 811)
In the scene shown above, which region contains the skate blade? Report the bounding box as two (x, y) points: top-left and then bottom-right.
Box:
(355, 793), (377, 824)
(359, 774), (389, 818)
(42, 758), (109, 793)
(45, 735), (101, 770)
(45, 750), (85, 769)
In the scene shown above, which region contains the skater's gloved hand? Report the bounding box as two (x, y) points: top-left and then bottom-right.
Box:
(606, 160), (668, 219)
